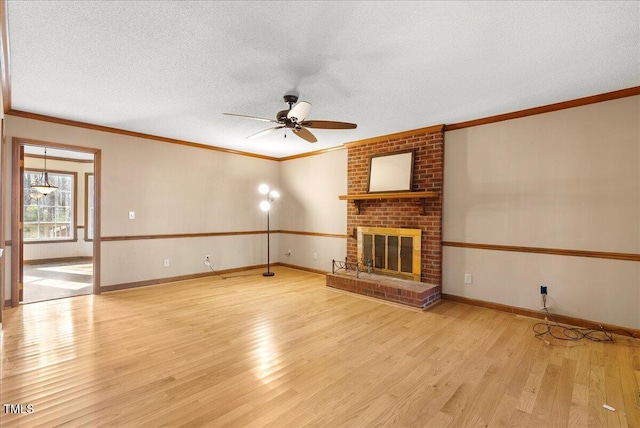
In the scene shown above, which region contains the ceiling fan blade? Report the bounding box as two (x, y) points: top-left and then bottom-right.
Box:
(247, 126), (285, 140)
(224, 113), (279, 123)
(287, 101), (311, 122)
(299, 120), (357, 129)
(293, 127), (317, 143)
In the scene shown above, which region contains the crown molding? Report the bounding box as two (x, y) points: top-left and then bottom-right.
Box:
(445, 86), (640, 131)
(278, 145), (346, 161)
(6, 109), (280, 161)
(343, 124), (445, 149)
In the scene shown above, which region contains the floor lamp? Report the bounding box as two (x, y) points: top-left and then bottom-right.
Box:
(259, 184), (279, 277)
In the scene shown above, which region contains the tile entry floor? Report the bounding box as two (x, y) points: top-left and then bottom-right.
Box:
(22, 261), (93, 304)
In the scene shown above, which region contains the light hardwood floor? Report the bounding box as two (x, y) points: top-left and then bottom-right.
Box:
(1, 267), (639, 427)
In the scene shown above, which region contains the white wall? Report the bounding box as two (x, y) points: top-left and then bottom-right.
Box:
(101, 234), (274, 285)
(4, 115), (280, 297)
(279, 149), (348, 271)
(443, 96), (640, 329)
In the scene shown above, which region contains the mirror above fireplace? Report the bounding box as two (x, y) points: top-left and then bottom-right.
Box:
(367, 149), (414, 193)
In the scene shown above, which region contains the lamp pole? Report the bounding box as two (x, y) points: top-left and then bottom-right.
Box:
(259, 184), (278, 277)
(264, 206), (274, 276)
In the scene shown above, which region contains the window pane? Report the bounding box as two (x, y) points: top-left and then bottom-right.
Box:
(39, 224), (51, 238)
(88, 207), (94, 240)
(55, 207), (70, 222)
(87, 174), (95, 240)
(24, 206), (39, 222)
(54, 191), (63, 206)
(58, 178), (70, 191)
(56, 224), (71, 238)
(23, 225), (38, 239)
(40, 208), (53, 222)
(39, 198), (54, 206)
(25, 172), (39, 187)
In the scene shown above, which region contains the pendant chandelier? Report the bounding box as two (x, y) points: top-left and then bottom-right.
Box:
(31, 148), (58, 195)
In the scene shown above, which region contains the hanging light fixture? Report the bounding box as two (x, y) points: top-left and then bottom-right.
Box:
(31, 148), (58, 195)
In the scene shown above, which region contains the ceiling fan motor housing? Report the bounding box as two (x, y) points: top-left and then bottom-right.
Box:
(278, 93), (300, 125)
(283, 93), (299, 105)
(277, 109), (292, 124)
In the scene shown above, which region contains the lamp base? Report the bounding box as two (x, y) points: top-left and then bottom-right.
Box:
(263, 271), (275, 277)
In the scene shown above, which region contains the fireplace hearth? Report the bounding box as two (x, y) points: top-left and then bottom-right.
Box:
(326, 270), (440, 309)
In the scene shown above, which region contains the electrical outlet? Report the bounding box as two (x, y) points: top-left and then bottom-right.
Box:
(464, 274), (472, 284)
(163, 259), (170, 267)
(540, 288), (551, 310)
(313, 252), (318, 260)
(285, 249), (291, 256)
(204, 255), (211, 266)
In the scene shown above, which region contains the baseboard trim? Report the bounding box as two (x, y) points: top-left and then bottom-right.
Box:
(101, 264), (272, 293)
(441, 293), (640, 338)
(24, 256), (93, 265)
(278, 262), (328, 276)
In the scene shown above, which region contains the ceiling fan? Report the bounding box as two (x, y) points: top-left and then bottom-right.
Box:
(224, 93), (357, 143)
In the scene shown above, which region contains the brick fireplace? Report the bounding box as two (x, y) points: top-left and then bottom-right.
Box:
(327, 125), (444, 309)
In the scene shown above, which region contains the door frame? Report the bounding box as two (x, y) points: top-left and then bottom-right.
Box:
(0, 118), (5, 322)
(11, 137), (101, 306)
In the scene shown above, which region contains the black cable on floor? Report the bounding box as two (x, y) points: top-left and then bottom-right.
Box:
(207, 264), (227, 280)
(533, 297), (615, 343)
(533, 319), (614, 343)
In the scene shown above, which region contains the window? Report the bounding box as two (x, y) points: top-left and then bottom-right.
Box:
(24, 170), (75, 241)
(85, 173), (94, 241)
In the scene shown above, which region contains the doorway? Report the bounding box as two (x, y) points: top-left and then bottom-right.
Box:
(11, 138), (101, 306)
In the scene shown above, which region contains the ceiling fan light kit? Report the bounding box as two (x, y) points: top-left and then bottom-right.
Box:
(224, 93), (357, 143)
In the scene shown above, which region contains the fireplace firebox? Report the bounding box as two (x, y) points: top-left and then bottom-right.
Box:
(357, 227), (421, 281)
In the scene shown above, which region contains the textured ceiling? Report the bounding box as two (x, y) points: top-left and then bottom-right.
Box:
(6, 1), (640, 158)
